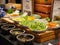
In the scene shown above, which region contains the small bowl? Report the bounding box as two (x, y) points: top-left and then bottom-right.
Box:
(0, 22), (7, 31)
(16, 34), (34, 45)
(1, 24), (15, 31)
(1, 24), (15, 35)
(10, 28), (25, 36)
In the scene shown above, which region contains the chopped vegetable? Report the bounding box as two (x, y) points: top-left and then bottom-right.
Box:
(47, 22), (57, 28)
(7, 9), (13, 14)
(27, 16), (34, 20)
(19, 20), (47, 30)
(45, 17), (50, 21)
(12, 16), (47, 31)
(19, 12), (24, 15)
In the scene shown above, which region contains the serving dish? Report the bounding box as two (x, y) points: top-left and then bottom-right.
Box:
(47, 21), (60, 29)
(16, 34), (34, 45)
(1, 24), (15, 31)
(30, 26), (48, 33)
(12, 16), (48, 33)
(1, 24), (15, 35)
(10, 28), (25, 36)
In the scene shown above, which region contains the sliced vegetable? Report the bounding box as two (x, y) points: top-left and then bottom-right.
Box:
(19, 20), (47, 30)
(12, 16), (47, 31)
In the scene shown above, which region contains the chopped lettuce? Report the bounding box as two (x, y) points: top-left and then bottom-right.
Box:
(19, 20), (46, 31)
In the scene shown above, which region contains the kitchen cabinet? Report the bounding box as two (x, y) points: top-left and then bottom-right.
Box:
(35, 0), (52, 5)
(34, 0), (54, 21)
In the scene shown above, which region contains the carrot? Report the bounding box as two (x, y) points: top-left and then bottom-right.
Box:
(47, 22), (57, 28)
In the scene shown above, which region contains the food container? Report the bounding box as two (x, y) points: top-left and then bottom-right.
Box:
(47, 21), (60, 29)
(35, 4), (51, 13)
(35, 0), (52, 5)
(9, 28), (25, 40)
(16, 34), (34, 45)
(10, 28), (25, 36)
(1, 24), (15, 35)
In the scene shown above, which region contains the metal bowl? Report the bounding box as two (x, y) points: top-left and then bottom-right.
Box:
(16, 34), (34, 45)
(1, 24), (15, 31)
(10, 28), (25, 36)
(17, 34), (34, 42)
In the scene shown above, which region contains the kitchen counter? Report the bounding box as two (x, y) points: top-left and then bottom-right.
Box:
(0, 29), (60, 45)
(0, 19), (60, 45)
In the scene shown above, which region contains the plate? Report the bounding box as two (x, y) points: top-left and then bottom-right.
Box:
(48, 21), (60, 29)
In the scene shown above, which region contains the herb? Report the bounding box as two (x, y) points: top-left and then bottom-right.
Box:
(45, 17), (50, 21)
(7, 9), (13, 14)
(19, 12), (24, 15)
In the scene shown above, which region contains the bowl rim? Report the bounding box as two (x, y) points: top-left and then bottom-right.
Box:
(16, 34), (34, 42)
(1, 24), (15, 30)
(10, 29), (25, 35)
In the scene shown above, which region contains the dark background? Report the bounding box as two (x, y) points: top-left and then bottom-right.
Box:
(6, 0), (22, 3)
